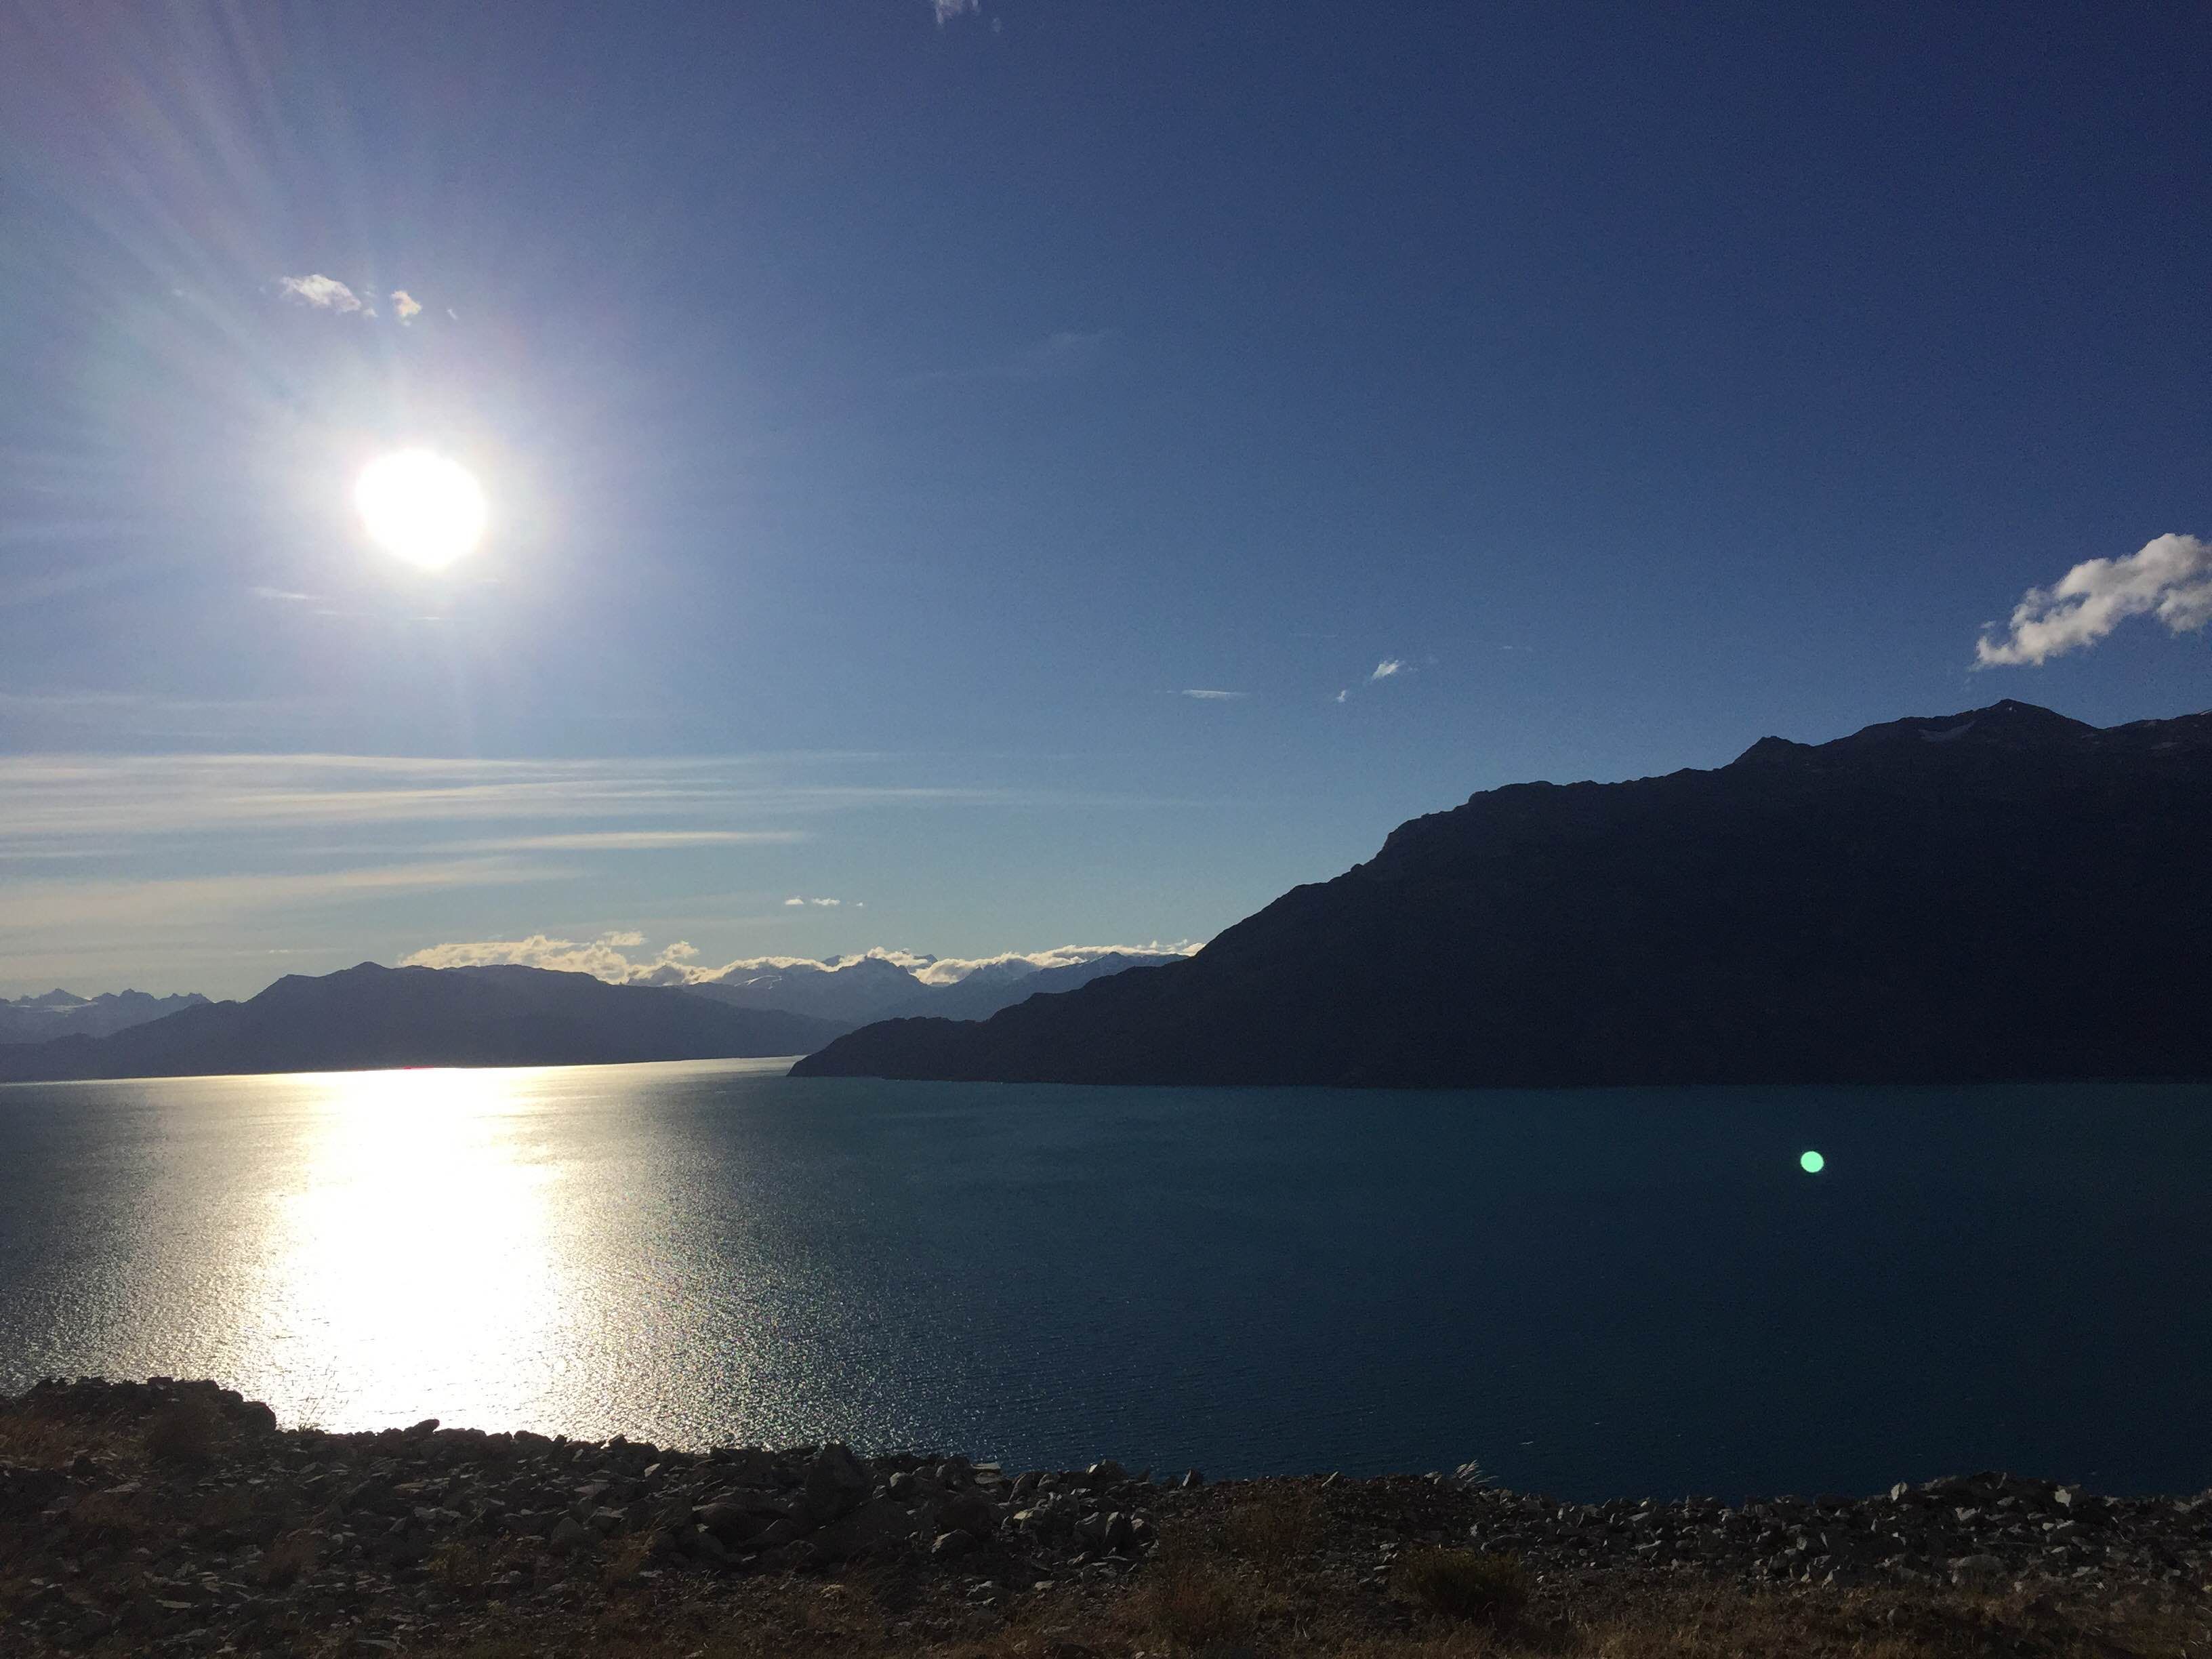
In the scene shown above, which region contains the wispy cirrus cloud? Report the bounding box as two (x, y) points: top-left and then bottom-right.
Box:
(0, 857), (565, 940)
(275, 274), (362, 312)
(460, 830), (806, 853)
(1178, 689), (1248, 701)
(930, 0), (981, 24)
(1975, 533), (2212, 667)
(1370, 659), (1404, 680)
(0, 753), (1032, 853)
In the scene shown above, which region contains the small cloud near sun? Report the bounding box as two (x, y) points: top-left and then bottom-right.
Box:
(391, 290), (423, 322)
(276, 274), (363, 312)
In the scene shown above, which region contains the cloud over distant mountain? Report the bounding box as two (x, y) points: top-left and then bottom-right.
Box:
(399, 934), (1201, 990)
(400, 933), (705, 985)
(1978, 533), (2212, 666)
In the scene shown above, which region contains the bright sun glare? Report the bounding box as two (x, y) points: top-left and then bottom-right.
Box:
(355, 449), (488, 570)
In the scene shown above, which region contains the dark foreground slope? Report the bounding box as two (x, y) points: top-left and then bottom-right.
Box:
(4, 1378), (2208, 1658)
(795, 701), (2212, 1088)
(0, 962), (844, 1083)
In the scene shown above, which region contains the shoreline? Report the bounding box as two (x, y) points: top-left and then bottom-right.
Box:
(4, 1378), (2209, 1656)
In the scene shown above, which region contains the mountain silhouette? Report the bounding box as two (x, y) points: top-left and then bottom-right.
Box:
(0, 964), (843, 1084)
(0, 989), (207, 1044)
(793, 701), (2212, 1088)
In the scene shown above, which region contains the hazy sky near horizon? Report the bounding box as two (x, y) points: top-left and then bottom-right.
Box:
(1, 2), (2207, 998)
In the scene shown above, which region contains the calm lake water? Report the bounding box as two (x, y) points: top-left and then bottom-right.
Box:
(1, 1059), (2206, 1502)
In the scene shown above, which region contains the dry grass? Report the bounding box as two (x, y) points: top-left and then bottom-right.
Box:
(373, 1575), (2212, 1659)
(426, 1535), (541, 1595)
(142, 1393), (226, 1464)
(1217, 1481), (1324, 1566)
(599, 1528), (667, 1588)
(1397, 1548), (1532, 1626)
(1132, 1555), (1267, 1651)
(49, 1485), (157, 1545)
(0, 1413), (87, 1470)
(261, 1528), (323, 1587)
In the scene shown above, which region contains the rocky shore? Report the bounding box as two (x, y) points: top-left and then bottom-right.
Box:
(3, 1378), (2208, 1656)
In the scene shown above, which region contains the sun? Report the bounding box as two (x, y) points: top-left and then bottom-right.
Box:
(355, 449), (487, 570)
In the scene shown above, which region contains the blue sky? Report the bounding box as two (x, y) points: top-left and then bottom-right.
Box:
(1, 1), (2206, 997)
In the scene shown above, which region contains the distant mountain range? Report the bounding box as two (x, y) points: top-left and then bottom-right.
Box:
(0, 989), (208, 1044)
(794, 700), (2212, 1088)
(0, 950), (1183, 1083)
(0, 964), (844, 1083)
(680, 950), (1179, 1027)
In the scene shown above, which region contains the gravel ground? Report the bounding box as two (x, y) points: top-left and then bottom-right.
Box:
(3, 1378), (2207, 1657)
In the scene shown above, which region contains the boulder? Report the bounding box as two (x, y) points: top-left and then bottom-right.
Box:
(932, 1491), (1001, 1541)
(817, 1497), (918, 1561)
(803, 1445), (873, 1523)
(693, 1502), (764, 1543)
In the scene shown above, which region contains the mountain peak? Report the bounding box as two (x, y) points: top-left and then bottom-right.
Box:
(1731, 700), (2103, 767)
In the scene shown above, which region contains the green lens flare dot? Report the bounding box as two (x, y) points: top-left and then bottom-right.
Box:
(1799, 1149), (1826, 1174)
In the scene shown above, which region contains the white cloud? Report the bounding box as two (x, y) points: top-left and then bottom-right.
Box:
(399, 932), (703, 986)
(1975, 533), (2212, 667)
(1334, 689), (1349, 704)
(783, 896), (805, 907)
(1370, 659), (1404, 680)
(390, 289), (422, 322)
(932, 0), (980, 23)
(901, 941), (1202, 985)
(276, 274), (363, 312)
(1179, 689), (1247, 700)
(811, 897), (841, 907)
(396, 937), (1207, 991)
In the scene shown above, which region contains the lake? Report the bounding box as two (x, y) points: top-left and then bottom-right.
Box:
(1, 1060), (2205, 1503)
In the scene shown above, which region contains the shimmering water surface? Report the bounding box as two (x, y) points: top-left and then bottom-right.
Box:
(2, 1061), (2207, 1501)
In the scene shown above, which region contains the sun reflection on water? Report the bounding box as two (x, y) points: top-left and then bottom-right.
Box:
(248, 1067), (577, 1429)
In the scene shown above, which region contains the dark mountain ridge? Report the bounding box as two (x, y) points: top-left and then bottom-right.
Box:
(0, 963), (844, 1084)
(792, 701), (2212, 1088)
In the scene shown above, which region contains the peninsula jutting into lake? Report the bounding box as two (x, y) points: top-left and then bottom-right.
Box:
(798, 700), (2212, 1088)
